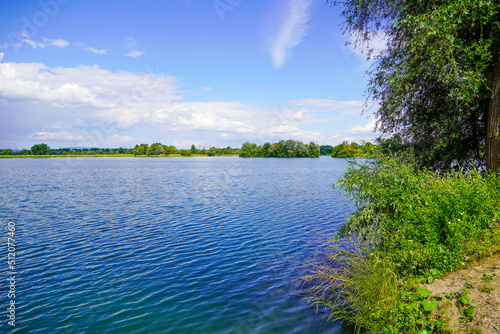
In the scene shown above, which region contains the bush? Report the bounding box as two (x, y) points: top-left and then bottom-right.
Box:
(336, 157), (500, 275)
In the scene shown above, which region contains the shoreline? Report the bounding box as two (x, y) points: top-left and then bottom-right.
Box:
(0, 154), (240, 158)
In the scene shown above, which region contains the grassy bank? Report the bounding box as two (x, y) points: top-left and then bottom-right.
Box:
(303, 157), (500, 333)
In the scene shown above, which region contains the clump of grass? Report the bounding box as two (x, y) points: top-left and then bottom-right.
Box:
(301, 241), (419, 333)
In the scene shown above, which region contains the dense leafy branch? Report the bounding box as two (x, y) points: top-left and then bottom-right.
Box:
(329, 0), (500, 171)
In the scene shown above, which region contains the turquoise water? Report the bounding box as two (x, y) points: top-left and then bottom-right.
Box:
(0, 157), (354, 333)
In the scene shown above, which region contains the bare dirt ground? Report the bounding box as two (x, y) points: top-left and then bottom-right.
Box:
(422, 252), (500, 333)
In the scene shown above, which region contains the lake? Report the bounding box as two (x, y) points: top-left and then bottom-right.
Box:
(0, 156), (355, 333)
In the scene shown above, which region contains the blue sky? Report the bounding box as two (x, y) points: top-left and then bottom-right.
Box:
(0, 0), (382, 149)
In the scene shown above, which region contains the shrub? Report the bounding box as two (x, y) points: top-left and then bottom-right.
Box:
(335, 157), (500, 275)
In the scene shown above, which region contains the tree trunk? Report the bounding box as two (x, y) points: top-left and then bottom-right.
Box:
(486, 56), (500, 173)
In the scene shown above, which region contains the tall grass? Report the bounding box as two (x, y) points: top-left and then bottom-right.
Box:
(302, 242), (411, 333)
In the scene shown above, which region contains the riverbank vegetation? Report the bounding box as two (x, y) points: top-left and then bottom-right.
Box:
(303, 155), (500, 333)
(302, 0), (500, 332)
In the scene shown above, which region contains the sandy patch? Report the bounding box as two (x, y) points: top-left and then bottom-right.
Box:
(421, 252), (500, 333)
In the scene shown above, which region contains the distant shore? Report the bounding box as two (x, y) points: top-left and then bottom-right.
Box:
(0, 154), (243, 158)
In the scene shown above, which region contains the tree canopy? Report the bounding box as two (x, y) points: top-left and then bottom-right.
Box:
(30, 143), (50, 155)
(239, 140), (320, 158)
(331, 0), (500, 171)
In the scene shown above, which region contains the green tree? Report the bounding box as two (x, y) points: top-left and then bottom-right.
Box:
(320, 145), (334, 155)
(179, 149), (192, 156)
(30, 143), (50, 155)
(163, 145), (177, 156)
(330, 0), (500, 171)
(133, 144), (148, 156)
(147, 143), (164, 156)
(331, 141), (359, 158)
(240, 142), (258, 157)
(190, 145), (197, 154)
(308, 142), (320, 157)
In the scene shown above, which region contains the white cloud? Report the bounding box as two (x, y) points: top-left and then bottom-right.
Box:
(87, 47), (107, 55)
(30, 131), (133, 146)
(126, 37), (138, 49)
(31, 131), (87, 141)
(23, 39), (45, 49)
(0, 62), (179, 112)
(0, 53), (3, 62)
(289, 98), (365, 111)
(125, 51), (145, 58)
(43, 38), (69, 48)
(270, 0), (313, 68)
(346, 120), (376, 134)
(201, 86), (212, 91)
(103, 134), (134, 145)
(125, 37), (144, 58)
(4, 37), (70, 50)
(0, 61), (378, 148)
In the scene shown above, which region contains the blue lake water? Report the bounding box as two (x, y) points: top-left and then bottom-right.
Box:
(0, 157), (355, 333)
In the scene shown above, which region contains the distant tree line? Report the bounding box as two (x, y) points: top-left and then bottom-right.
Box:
(0, 144), (136, 156)
(239, 140), (320, 157)
(2, 139), (401, 158)
(132, 143), (239, 156)
(0, 143), (239, 157)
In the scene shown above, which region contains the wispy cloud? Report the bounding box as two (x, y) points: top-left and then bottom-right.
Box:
(126, 37), (138, 49)
(87, 47), (107, 55)
(0, 53), (3, 62)
(43, 38), (69, 48)
(23, 39), (46, 49)
(346, 120), (376, 134)
(4, 37), (69, 50)
(0, 61), (377, 148)
(270, 0), (313, 68)
(125, 37), (144, 58)
(125, 51), (145, 58)
(201, 86), (212, 91)
(289, 98), (365, 112)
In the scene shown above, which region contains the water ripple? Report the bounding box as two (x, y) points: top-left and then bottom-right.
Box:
(0, 157), (354, 333)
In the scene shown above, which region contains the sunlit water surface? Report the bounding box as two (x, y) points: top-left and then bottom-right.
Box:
(0, 157), (355, 333)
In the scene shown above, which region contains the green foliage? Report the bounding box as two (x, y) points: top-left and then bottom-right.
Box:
(302, 242), (453, 333)
(335, 157), (500, 275)
(331, 141), (358, 158)
(178, 149), (192, 157)
(133, 143), (148, 156)
(163, 145), (177, 156)
(0, 143), (239, 158)
(329, 0), (500, 170)
(302, 243), (410, 333)
(239, 140), (320, 158)
(331, 141), (380, 158)
(207, 147), (223, 156)
(320, 145), (334, 155)
(30, 143), (50, 155)
(147, 142), (164, 156)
